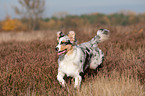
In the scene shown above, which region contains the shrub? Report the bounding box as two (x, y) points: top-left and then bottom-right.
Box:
(1, 16), (26, 32)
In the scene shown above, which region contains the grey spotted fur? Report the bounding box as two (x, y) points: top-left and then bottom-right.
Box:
(79, 29), (110, 71)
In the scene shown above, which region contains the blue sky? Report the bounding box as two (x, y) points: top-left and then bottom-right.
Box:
(0, 0), (145, 20)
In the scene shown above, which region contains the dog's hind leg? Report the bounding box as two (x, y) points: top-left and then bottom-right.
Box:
(74, 75), (82, 89)
(57, 71), (66, 87)
(89, 48), (104, 69)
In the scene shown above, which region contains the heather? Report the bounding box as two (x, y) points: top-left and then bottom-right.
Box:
(0, 25), (145, 96)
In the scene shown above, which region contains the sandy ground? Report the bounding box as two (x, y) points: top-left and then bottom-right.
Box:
(0, 31), (56, 43)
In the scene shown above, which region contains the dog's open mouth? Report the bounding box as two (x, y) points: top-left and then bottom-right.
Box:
(58, 50), (67, 55)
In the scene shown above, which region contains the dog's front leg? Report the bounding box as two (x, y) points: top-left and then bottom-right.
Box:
(74, 75), (82, 89)
(57, 71), (66, 87)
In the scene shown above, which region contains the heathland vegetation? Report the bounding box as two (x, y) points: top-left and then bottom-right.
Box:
(0, 0), (145, 96)
(0, 24), (145, 95)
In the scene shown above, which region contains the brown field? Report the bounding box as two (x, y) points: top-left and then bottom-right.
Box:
(0, 25), (145, 96)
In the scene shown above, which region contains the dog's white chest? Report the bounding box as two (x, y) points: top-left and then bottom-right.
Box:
(61, 62), (79, 76)
(58, 48), (83, 77)
(59, 56), (81, 77)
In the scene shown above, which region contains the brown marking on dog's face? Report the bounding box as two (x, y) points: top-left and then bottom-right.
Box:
(61, 40), (66, 43)
(56, 35), (74, 55)
(64, 45), (74, 56)
(56, 31), (76, 55)
(59, 40), (67, 51)
(60, 41), (73, 55)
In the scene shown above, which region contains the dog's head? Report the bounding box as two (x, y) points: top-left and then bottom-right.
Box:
(55, 31), (76, 56)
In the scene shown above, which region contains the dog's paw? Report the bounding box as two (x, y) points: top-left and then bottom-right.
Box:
(59, 81), (66, 87)
(74, 84), (80, 89)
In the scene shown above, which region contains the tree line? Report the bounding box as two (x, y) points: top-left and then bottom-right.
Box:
(0, 0), (145, 32)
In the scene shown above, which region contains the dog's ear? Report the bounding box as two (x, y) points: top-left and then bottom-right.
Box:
(68, 31), (76, 43)
(57, 31), (64, 41)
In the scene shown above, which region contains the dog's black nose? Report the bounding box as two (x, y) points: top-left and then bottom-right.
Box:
(55, 47), (59, 51)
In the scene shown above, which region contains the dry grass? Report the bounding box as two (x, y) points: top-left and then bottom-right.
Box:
(0, 25), (145, 96)
(0, 30), (56, 43)
(77, 71), (144, 96)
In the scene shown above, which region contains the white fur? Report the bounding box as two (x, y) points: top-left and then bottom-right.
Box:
(97, 29), (110, 42)
(89, 48), (104, 69)
(56, 29), (110, 89)
(57, 46), (84, 88)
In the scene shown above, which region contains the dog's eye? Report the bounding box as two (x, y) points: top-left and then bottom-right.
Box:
(67, 40), (72, 44)
(61, 42), (67, 46)
(61, 41), (72, 46)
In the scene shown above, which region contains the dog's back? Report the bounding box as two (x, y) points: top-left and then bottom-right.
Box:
(79, 29), (110, 69)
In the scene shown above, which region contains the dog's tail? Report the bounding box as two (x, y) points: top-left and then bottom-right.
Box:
(96, 29), (110, 43)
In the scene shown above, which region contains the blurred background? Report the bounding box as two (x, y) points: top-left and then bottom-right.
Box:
(0, 0), (145, 31)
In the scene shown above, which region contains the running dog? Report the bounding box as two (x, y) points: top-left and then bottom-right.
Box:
(55, 29), (110, 89)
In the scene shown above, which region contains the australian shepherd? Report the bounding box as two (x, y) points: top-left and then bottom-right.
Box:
(55, 29), (110, 89)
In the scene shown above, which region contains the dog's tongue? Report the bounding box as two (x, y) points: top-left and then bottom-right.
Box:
(58, 50), (66, 55)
